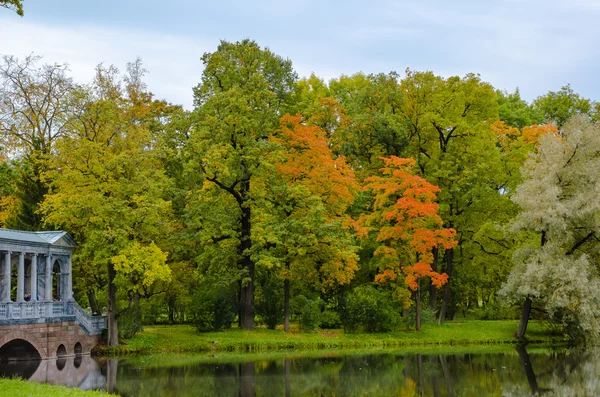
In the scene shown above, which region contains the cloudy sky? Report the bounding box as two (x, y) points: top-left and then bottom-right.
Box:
(1, 0), (598, 109)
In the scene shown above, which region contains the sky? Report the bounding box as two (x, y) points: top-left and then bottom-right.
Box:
(1, 0), (599, 109)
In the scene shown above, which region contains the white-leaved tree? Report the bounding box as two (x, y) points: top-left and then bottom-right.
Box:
(500, 115), (600, 339)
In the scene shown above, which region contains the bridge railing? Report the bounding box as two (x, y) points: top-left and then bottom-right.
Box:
(0, 301), (106, 336)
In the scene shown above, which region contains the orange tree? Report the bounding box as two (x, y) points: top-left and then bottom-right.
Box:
(360, 156), (457, 330)
(256, 114), (359, 331)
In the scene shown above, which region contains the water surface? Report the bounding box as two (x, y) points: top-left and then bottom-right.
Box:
(4, 345), (598, 396)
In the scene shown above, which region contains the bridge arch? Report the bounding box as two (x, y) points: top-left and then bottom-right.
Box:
(0, 329), (48, 359)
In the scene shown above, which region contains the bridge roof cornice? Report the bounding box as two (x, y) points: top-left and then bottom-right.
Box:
(0, 229), (76, 253)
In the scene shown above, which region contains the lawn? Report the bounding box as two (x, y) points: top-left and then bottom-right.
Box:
(99, 319), (569, 355)
(0, 379), (116, 397)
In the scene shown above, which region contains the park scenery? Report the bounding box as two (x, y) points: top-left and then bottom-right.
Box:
(1, 1), (600, 396)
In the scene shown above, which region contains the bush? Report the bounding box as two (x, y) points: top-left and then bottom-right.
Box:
(470, 302), (519, 320)
(320, 310), (342, 329)
(292, 295), (322, 331)
(341, 285), (400, 333)
(256, 280), (283, 329)
(119, 299), (143, 339)
(190, 286), (237, 332)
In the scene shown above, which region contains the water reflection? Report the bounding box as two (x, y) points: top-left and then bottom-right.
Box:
(4, 346), (600, 396)
(0, 355), (106, 392)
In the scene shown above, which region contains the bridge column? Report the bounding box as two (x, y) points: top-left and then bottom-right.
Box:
(17, 252), (24, 302)
(2, 251), (10, 302)
(45, 255), (52, 301)
(66, 256), (73, 301)
(30, 253), (38, 301)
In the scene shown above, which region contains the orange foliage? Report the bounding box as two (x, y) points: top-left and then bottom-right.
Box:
(273, 114), (359, 217)
(362, 156), (457, 291)
(492, 121), (558, 150)
(522, 123), (558, 143)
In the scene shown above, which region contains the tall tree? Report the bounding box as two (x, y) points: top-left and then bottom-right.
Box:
(360, 156), (456, 330)
(259, 114), (359, 331)
(41, 62), (174, 346)
(186, 40), (297, 330)
(500, 115), (600, 339)
(533, 85), (593, 128)
(400, 70), (501, 322)
(0, 55), (75, 229)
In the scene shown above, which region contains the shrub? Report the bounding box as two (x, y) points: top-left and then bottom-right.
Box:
(341, 285), (400, 333)
(190, 286), (237, 332)
(292, 295), (322, 331)
(256, 280), (283, 329)
(320, 310), (342, 329)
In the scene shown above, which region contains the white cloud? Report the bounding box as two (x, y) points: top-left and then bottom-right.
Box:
(0, 18), (211, 109)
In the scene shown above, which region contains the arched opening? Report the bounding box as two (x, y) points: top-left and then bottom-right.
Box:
(0, 339), (42, 362)
(56, 343), (67, 358)
(74, 342), (83, 355)
(74, 354), (82, 369)
(53, 260), (61, 301)
(56, 356), (67, 370)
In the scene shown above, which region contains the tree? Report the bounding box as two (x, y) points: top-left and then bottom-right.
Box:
(500, 115), (600, 339)
(533, 85), (593, 128)
(496, 89), (542, 129)
(360, 156), (456, 330)
(329, 72), (406, 178)
(0, 55), (75, 229)
(400, 70), (502, 323)
(260, 114), (359, 331)
(41, 62), (174, 346)
(186, 40), (297, 330)
(0, 0), (23, 16)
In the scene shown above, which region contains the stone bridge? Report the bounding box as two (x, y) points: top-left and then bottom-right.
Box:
(0, 229), (106, 361)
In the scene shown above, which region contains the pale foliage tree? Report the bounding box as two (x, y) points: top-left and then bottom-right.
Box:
(500, 115), (600, 339)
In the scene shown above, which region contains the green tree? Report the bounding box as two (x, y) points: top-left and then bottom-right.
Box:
(500, 115), (600, 339)
(496, 89), (542, 129)
(258, 114), (359, 331)
(185, 39), (297, 330)
(41, 62), (174, 346)
(399, 70), (504, 323)
(533, 85), (593, 128)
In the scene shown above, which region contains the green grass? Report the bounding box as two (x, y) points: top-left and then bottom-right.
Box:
(98, 319), (570, 356)
(116, 343), (568, 369)
(0, 378), (116, 397)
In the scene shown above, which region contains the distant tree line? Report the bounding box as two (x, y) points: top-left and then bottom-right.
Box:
(2, 40), (600, 345)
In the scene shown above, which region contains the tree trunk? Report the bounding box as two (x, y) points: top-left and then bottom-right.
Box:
(517, 231), (546, 338)
(284, 278), (290, 333)
(438, 248), (454, 325)
(239, 184), (255, 330)
(416, 281), (421, 331)
(285, 358), (291, 397)
(429, 247), (439, 310)
(417, 354), (424, 396)
(516, 297), (532, 339)
(107, 261), (119, 347)
(106, 358), (119, 395)
(88, 289), (100, 315)
(440, 355), (455, 397)
(516, 344), (539, 394)
(239, 362), (256, 397)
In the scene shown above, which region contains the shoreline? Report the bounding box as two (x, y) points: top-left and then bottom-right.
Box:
(93, 320), (571, 356)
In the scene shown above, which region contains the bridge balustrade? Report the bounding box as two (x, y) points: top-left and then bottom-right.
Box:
(0, 301), (106, 335)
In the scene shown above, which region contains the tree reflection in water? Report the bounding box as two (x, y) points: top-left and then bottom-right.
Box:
(6, 346), (600, 396)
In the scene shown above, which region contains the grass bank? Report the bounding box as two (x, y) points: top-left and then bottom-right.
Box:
(97, 320), (570, 356)
(0, 379), (115, 397)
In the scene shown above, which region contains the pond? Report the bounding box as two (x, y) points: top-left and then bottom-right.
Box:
(2, 345), (597, 396)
